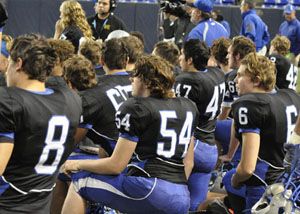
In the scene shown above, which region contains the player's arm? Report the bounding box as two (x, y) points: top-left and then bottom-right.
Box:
(0, 143), (14, 175)
(218, 106), (231, 120)
(73, 127), (88, 149)
(183, 136), (194, 179)
(63, 137), (136, 176)
(219, 120), (239, 163)
(232, 132), (259, 189)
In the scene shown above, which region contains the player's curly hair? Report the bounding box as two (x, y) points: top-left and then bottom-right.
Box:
(231, 36), (256, 60)
(2, 34), (13, 52)
(240, 52), (276, 91)
(183, 39), (210, 71)
(48, 38), (75, 63)
(63, 55), (98, 91)
(132, 55), (175, 99)
(79, 39), (102, 66)
(9, 34), (56, 82)
(211, 37), (231, 65)
(270, 35), (290, 56)
(60, 0), (93, 40)
(153, 41), (180, 66)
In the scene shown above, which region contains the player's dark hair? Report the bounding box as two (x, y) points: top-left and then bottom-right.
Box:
(121, 36), (144, 64)
(240, 53), (276, 91)
(183, 39), (210, 71)
(153, 41), (180, 66)
(231, 36), (256, 60)
(101, 38), (128, 70)
(63, 55), (97, 91)
(132, 55), (175, 99)
(211, 37), (231, 65)
(129, 31), (145, 46)
(9, 34), (56, 82)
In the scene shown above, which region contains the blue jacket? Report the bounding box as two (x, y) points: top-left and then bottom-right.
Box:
(186, 18), (229, 47)
(221, 20), (231, 37)
(240, 9), (270, 51)
(279, 18), (300, 56)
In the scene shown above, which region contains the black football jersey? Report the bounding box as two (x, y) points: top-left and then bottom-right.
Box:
(79, 73), (131, 154)
(269, 54), (298, 90)
(232, 89), (300, 184)
(45, 76), (68, 88)
(223, 69), (238, 105)
(116, 96), (199, 184)
(0, 86), (81, 203)
(174, 67), (225, 144)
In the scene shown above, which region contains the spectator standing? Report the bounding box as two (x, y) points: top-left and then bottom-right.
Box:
(54, 0), (93, 53)
(186, 0), (228, 47)
(279, 4), (300, 66)
(239, 0), (270, 54)
(163, 12), (195, 49)
(87, 0), (127, 42)
(212, 10), (231, 37)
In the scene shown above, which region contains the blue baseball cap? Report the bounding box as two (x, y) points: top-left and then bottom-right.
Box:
(193, 0), (213, 13)
(1, 41), (8, 57)
(283, 4), (295, 14)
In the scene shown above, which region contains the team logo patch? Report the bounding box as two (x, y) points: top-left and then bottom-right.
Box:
(247, 24), (253, 32)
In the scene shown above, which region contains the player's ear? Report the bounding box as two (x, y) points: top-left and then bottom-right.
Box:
(253, 76), (261, 87)
(187, 57), (193, 65)
(15, 58), (23, 72)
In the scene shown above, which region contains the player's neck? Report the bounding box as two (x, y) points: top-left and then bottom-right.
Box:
(16, 79), (46, 92)
(220, 64), (231, 73)
(98, 12), (110, 20)
(106, 68), (126, 75)
(126, 63), (135, 72)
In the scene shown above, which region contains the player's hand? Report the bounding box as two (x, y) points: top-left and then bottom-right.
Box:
(62, 160), (80, 177)
(231, 173), (243, 190)
(218, 154), (232, 163)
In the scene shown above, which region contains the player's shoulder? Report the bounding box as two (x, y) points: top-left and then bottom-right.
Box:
(233, 92), (271, 107)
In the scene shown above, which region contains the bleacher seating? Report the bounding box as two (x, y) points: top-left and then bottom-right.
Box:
(262, 0), (299, 8)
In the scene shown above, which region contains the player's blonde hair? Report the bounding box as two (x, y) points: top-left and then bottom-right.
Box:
(132, 55), (175, 99)
(271, 35), (290, 56)
(60, 0), (93, 40)
(241, 52), (276, 91)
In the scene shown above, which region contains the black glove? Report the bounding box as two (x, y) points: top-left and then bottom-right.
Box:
(0, 2), (8, 28)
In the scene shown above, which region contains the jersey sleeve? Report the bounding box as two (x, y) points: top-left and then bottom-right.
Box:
(0, 89), (16, 143)
(232, 98), (265, 136)
(116, 98), (151, 143)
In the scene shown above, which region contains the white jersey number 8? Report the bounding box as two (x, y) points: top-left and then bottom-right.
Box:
(35, 116), (70, 175)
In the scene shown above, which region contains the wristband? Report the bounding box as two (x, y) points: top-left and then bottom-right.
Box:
(0, 27), (3, 32)
(289, 131), (300, 145)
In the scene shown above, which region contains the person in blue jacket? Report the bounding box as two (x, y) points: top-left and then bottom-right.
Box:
(240, 0), (270, 53)
(279, 4), (300, 65)
(186, 0), (228, 47)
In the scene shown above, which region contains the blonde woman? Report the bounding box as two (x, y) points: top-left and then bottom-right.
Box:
(54, 0), (93, 52)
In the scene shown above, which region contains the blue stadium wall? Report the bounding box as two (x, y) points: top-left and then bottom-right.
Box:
(3, 0), (300, 53)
